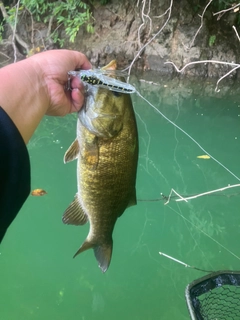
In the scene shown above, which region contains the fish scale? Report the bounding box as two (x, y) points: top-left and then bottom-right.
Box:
(63, 60), (138, 272)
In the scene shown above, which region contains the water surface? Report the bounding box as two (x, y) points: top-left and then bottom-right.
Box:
(1, 78), (240, 320)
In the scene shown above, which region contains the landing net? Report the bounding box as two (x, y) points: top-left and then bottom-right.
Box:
(185, 270), (240, 320)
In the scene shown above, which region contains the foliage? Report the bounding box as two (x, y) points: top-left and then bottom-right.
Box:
(52, 1), (94, 43)
(1, 0), (94, 47)
(21, 0), (52, 22)
(215, 0), (237, 10)
(209, 34), (216, 46)
(98, 0), (110, 4)
(193, 1), (239, 14)
(193, 0), (240, 28)
(0, 22), (3, 42)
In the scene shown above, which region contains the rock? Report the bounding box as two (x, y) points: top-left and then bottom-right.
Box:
(1, 0), (239, 80)
(74, 0), (240, 79)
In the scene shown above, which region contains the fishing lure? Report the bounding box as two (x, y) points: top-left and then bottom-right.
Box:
(68, 69), (136, 94)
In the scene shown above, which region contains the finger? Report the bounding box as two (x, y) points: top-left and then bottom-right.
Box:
(72, 51), (92, 70)
(70, 76), (85, 92)
(70, 88), (84, 113)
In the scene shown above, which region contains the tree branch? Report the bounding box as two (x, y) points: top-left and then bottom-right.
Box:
(213, 3), (240, 17)
(165, 59), (240, 73)
(233, 25), (240, 42)
(165, 59), (240, 91)
(188, 0), (213, 49)
(215, 65), (240, 92)
(127, 0), (173, 75)
(0, 1), (29, 61)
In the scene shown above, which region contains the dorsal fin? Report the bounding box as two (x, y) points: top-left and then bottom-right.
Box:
(102, 60), (117, 71)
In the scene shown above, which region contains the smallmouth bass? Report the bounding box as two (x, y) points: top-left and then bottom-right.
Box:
(63, 61), (138, 272)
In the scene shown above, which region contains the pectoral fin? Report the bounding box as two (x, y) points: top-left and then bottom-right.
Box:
(64, 139), (80, 163)
(62, 194), (88, 225)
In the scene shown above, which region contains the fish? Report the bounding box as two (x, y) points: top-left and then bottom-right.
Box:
(31, 189), (47, 196)
(63, 60), (138, 272)
(197, 155), (211, 159)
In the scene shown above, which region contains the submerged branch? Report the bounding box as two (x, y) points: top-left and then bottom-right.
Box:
(165, 60), (240, 91)
(165, 59), (240, 73)
(159, 252), (213, 273)
(165, 184), (240, 203)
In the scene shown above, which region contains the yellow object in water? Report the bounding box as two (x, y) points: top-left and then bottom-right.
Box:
(31, 189), (47, 196)
(197, 155), (210, 159)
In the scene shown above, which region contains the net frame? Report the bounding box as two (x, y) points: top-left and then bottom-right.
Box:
(185, 270), (240, 320)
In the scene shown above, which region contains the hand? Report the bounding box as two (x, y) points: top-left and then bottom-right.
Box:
(28, 49), (92, 116)
(0, 49), (91, 143)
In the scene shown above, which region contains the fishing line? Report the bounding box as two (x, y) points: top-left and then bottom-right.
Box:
(138, 189), (240, 202)
(159, 252), (214, 273)
(167, 203), (240, 262)
(126, 77), (240, 265)
(133, 108), (151, 173)
(173, 97), (186, 186)
(67, 68), (240, 270)
(70, 69), (240, 182)
(135, 90), (240, 182)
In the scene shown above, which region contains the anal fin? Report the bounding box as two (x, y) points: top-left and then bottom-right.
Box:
(62, 194), (88, 225)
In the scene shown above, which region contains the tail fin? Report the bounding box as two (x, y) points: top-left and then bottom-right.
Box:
(73, 239), (113, 273)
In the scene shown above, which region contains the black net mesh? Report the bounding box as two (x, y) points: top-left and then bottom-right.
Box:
(185, 270), (240, 320)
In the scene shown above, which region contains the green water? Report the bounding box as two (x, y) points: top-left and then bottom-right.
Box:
(1, 80), (240, 320)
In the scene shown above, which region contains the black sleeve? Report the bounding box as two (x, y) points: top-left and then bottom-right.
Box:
(0, 106), (30, 242)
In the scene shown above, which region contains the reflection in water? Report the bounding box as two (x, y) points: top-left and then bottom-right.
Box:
(27, 114), (77, 150)
(136, 89), (240, 182)
(92, 292), (105, 313)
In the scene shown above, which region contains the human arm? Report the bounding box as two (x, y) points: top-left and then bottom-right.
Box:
(0, 49), (91, 143)
(0, 49), (91, 242)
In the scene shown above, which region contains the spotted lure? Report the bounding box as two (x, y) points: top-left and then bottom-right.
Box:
(68, 69), (136, 94)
